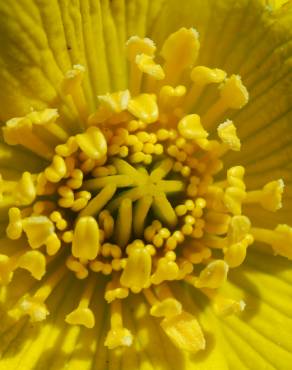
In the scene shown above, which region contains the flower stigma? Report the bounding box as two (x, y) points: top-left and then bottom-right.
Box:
(1, 28), (291, 354)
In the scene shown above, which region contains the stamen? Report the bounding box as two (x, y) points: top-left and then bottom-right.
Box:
(9, 264), (67, 322)
(62, 64), (89, 123)
(202, 75), (248, 128)
(183, 66), (226, 112)
(104, 299), (133, 349)
(251, 224), (292, 260)
(65, 274), (96, 328)
(244, 179), (284, 211)
(120, 240), (151, 293)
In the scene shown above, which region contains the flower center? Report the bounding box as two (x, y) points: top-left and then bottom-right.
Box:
(1, 28), (291, 354)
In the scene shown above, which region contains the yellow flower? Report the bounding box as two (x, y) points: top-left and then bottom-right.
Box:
(0, 0), (292, 369)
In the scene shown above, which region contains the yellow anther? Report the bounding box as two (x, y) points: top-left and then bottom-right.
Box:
(62, 230), (73, 243)
(129, 152), (145, 163)
(217, 120), (241, 151)
(72, 217), (100, 261)
(62, 64), (85, 95)
(56, 136), (79, 157)
(22, 216), (56, 249)
(202, 289), (246, 316)
(67, 169), (83, 189)
(136, 54), (165, 80)
(224, 166), (246, 215)
(251, 224), (292, 260)
(104, 300), (133, 349)
(175, 204), (187, 216)
(157, 128), (170, 141)
(44, 155), (67, 183)
(191, 66), (226, 85)
(3, 115), (54, 159)
(0, 250), (46, 285)
(119, 145), (129, 157)
(183, 243), (211, 264)
(181, 224), (193, 236)
(62, 64), (88, 122)
(151, 252), (179, 285)
(10, 265), (66, 322)
(173, 230), (185, 243)
(143, 142), (155, 154)
(45, 233), (61, 255)
(244, 179), (284, 212)
(204, 211), (231, 235)
(17, 250), (46, 280)
(185, 199), (195, 211)
(202, 75), (248, 128)
(128, 94), (159, 124)
(105, 278), (129, 303)
(159, 228), (171, 239)
(13, 172), (36, 206)
(185, 215), (195, 225)
(220, 75), (249, 109)
(99, 211), (115, 239)
(184, 66), (226, 110)
(126, 36), (156, 60)
(160, 310), (205, 354)
(159, 85), (186, 112)
(89, 90), (131, 125)
(80, 158), (98, 174)
(149, 296), (182, 318)
(6, 207), (23, 240)
(176, 258), (194, 279)
(181, 166), (191, 177)
(178, 114), (209, 145)
(66, 275), (96, 328)
(120, 241), (152, 293)
(144, 224), (157, 242)
(10, 294), (49, 322)
(66, 256), (89, 279)
(75, 127), (107, 160)
(161, 28), (200, 85)
(195, 260), (229, 289)
(71, 191), (91, 212)
(223, 215), (253, 267)
(100, 90), (130, 112)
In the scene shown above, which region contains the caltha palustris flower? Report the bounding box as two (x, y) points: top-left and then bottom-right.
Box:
(1, 27), (291, 354)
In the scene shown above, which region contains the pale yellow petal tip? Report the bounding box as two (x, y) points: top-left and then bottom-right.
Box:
(160, 311), (205, 354)
(65, 307), (95, 328)
(104, 328), (133, 350)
